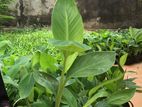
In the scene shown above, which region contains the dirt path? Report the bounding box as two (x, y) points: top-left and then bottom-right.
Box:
(124, 63), (142, 107)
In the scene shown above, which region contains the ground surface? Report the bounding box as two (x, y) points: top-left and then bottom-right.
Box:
(124, 63), (142, 107)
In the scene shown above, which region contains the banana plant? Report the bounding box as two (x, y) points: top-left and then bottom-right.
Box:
(51, 0), (138, 107)
(51, 0), (116, 107)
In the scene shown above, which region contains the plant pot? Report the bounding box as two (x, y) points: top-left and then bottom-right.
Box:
(126, 54), (142, 65)
(0, 100), (10, 107)
(0, 72), (10, 107)
(123, 102), (133, 107)
(123, 103), (130, 107)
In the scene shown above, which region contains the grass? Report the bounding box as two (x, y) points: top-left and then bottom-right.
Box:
(0, 28), (54, 55)
(0, 27), (142, 59)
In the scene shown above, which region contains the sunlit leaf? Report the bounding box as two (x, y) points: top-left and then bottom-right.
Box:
(63, 88), (78, 107)
(40, 52), (57, 72)
(52, 0), (84, 43)
(33, 71), (53, 94)
(32, 100), (49, 107)
(3, 75), (18, 87)
(7, 56), (31, 78)
(65, 52), (78, 73)
(67, 52), (116, 78)
(32, 51), (40, 67)
(83, 89), (109, 107)
(119, 53), (128, 66)
(107, 89), (135, 105)
(49, 39), (90, 52)
(19, 73), (35, 99)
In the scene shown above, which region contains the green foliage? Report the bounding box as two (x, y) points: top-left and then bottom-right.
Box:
(0, 0), (15, 24)
(18, 73), (35, 100)
(129, 27), (142, 43)
(0, 40), (11, 54)
(107, 89), (135, 105)
(0, 15), (15, 23)
(84, 28), (142, 58)
(0, 40), (11, 62)
(128, 27), (142, 55)
(119, 53), (128, 66)
(0, 0), (139, 107)
(0, 0), (12, 13)
(63, 88), (78, 107)
(0, 28), (56, 56)
(2, 52), (58, 106)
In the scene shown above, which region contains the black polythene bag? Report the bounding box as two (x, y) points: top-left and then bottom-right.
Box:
(0, 71), (10, 107)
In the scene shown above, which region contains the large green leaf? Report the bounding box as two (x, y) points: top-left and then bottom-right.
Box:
(32, 51), (40, 67)
(63, 88), (78, 107)
(40, 52), (57, 72)
(107, 89), (135, 105)
(65, 52), (78, 73)
(52, 0), (84, 43)
(7, 56), (31, 78)
(32, 51), (57, 72)
(33, 71), (53, 94)
(49, 39), (90, 52)
(3, 75), (18, 88)
(83, 89), (109, 107)
(67, 52), (116, 78)
(19, 73), (35, 99)
(32, 101), (49, 107)
(95, 100), (113, 107)
(40, 72), (58, 92)
(119, 53), (128, 66)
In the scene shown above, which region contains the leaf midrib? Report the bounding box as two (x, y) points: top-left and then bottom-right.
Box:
(65, 4), (69, 41)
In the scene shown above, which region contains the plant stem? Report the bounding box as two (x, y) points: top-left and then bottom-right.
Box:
(55, 71), (66, 107)
(27, 100), (31, 107)
(55, 52), (68, 107)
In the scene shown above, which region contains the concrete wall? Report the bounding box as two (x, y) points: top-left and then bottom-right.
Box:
(8, 0), (142, 29)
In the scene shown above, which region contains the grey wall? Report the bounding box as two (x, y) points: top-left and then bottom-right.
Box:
(8, 0), (142, 29)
